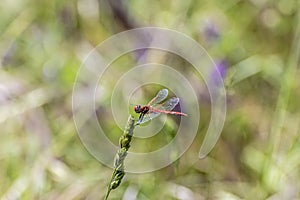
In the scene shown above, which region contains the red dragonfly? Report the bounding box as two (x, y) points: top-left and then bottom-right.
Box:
(134, 89), (188, 125)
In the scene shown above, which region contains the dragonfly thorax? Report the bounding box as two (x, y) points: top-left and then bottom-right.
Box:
(134, 105), (150, 114)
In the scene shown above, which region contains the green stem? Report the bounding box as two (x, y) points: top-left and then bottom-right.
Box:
(104, 115), (136, 200)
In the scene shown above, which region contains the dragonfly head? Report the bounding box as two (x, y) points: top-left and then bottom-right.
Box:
(134, 105), (142, 113)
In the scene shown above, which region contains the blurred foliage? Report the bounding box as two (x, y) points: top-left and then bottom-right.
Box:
(0, 0), (300, 199)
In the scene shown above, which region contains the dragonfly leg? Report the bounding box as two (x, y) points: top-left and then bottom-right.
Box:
(136, 113), (145, 125)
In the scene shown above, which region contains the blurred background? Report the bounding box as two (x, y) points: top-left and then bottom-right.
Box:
(1, 0), (300, 199)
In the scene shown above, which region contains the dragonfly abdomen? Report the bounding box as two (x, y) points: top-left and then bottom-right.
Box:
(150, 108), (188, 116)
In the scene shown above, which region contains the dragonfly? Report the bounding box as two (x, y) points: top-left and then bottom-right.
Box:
(134, 89), (188, 125)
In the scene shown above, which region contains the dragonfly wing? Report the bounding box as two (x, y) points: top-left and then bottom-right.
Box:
(158, 97), (179, 111)
(147, 89), (168, 106)
(139, 112), (161, 124)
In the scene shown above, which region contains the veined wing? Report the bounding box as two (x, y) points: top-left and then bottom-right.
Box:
(147, 89), (168, 106)
(138, 111), (160, 124)
(138, 97), (179, 124)
(156, 97), (179, 111)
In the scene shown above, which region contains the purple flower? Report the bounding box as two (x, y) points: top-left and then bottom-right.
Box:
(211, 59), (228, 86)
(200, 59), (228, 105)
(202, 20), (220, 42)
(134, 49), (148, 63)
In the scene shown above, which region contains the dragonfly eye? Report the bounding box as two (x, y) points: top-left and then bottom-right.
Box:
(134, 105), (141, 113)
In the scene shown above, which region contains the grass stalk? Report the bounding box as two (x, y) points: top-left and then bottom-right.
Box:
(105, 115), (136, 200)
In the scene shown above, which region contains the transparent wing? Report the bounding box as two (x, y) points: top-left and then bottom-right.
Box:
(138, 112), (160, 124)
(156, 97), (179, 111)
(147, 89), (168, 106)
(139, 97), (179, 124)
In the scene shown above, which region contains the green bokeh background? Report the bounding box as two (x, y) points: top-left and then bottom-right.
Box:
(0, 0), (299, 199)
